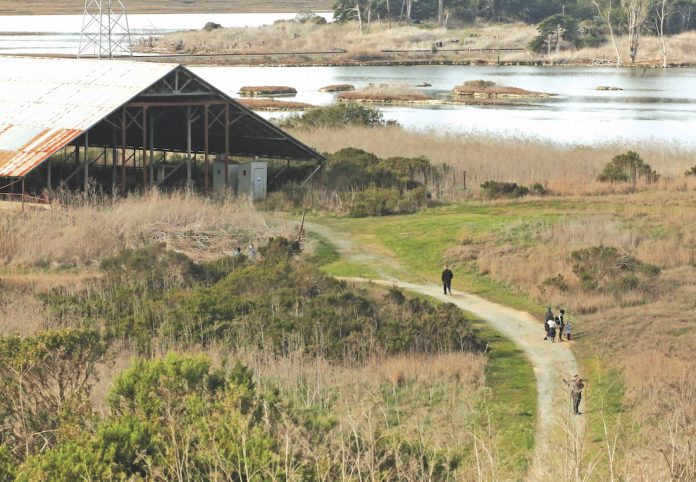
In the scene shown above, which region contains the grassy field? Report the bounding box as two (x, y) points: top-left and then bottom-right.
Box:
(0, 1), (332, 15)
(306, 189), (696, 479)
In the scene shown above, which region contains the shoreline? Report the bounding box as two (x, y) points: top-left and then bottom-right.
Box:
(134, 54), (694, 69)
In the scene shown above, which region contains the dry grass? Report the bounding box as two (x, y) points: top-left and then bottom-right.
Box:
(548, 30), (696, 66)
(0, 191), (294, 267)
(441, 191), (696, 479)
(141, 21), (536, 60)
(239, 85), (297, 96)
(319, 83), (355, 92)
(291, 126), (696, 192)
(337, 84), (431, 103)
(452, 80), (550, 98)
(144, 20), (696, 66)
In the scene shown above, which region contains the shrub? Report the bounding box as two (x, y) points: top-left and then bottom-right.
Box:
(42, 244), (484, 360)
(685, 165), (696, 177)
(279, 103), (388, 129)
(569, 246), (660, 294)
(538, 273), (569, 293)
(529, 182), (549, 196)
(203, 21), (222, 31)
(0, 329), (107, 462)
(350, 187), (427, 217)
(480, 180), (529, 199)
(597, 151), (659, 184)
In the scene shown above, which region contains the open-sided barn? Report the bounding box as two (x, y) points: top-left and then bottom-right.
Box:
(0, 57), (323, 201)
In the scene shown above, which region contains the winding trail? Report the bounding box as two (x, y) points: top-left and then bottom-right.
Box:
(307, 221), (585, 480)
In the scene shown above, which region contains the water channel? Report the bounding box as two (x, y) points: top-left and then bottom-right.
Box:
(1, 13), (694, 145)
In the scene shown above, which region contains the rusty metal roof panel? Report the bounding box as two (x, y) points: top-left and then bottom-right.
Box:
(0, 57), (178, 177)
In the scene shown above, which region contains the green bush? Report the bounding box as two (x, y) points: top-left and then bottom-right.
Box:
(350, 186), (427, 217)
(569, 246), (660, 294)
(685, 165), (696, 177)
(538, 273), (569, 293)
(0, 329), (106, 463)
(480, 180), (530, 199)
(40, 243), (484, 360)
(597, 151), (660, 184)
(279, 103), (390, 129)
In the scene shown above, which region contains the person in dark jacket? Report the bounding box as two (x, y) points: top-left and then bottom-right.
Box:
(441, 265), (453, 295)
(544, 307), (554, 340)
(556, 309), (566, 341)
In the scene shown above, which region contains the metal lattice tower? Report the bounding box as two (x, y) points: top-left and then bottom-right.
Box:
(78, 0), (133, 59)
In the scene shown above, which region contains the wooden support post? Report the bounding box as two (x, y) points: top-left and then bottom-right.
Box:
(142, 107), (148, 188)
(224, 104), (230, 191)
(46, 159), (52, 190)
(21, 177), (25, 212)
(204, 105), (209, 195)
(112, 125), (118, 193)
(186, 106), (192, 192)
(83, 131), (89, 191)
(121, 108), (127, 194)
(149, 114), (155, 185)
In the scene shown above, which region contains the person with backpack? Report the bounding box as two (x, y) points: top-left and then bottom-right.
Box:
(544, 307), (554, 340)
(441, 265), (454, 295)
(563, 375), (587, 415)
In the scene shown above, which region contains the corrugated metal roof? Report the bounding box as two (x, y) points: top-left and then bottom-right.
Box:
(0, 57), (178, 177)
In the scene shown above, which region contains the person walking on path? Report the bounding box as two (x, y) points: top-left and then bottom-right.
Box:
(441, 265), (454, 295)
(544, 307), (554, 340)
(563, 375), (587, 415)
(565, 320), (572, 340)
(547, 317), (556, 343)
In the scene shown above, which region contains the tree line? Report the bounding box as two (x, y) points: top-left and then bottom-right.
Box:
(333, 0), (694, 64)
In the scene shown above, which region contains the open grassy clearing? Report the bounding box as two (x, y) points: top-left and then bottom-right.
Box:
(306, 189), (696, 479)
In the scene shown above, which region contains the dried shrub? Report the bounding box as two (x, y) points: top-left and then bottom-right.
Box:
(569, 245), (660, 294)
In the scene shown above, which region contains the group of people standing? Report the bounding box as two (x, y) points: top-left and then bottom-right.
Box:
(544, 307), (571, 342)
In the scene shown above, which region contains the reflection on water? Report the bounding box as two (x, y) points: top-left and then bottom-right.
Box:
(192, 65), (696, 145)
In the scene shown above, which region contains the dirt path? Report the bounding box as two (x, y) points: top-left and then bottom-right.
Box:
(307, 221), (584, 480)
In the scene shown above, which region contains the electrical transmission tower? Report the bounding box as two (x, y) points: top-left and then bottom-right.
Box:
(78, 0), (133, 59)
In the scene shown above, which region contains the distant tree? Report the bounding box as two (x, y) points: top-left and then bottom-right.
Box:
(593, 0), (623, 65)
(530, 14), (579, 53)
(623, 0), (650, 62)
(653, 0), (670, 66)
